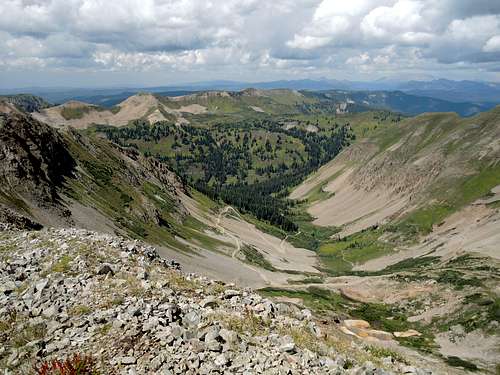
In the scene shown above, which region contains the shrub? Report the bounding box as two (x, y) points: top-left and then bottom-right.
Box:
(34, 354), (99, 375)
(445, 356), (478, 371)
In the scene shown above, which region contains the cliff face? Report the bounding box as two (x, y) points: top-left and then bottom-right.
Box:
(0, 108), (189, 238)
(0, 111), (76, 218)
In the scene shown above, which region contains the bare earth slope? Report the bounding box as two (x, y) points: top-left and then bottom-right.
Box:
(33, 94), (174, 128)
(293, 108), (500, 242)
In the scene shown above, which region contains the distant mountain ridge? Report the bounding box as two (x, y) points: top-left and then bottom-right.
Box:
(0, 94), (51, 112)
(307, 90), (495, 117)
(2, 78), (499, 108)
(400, 79), (500, 103)
(25, 87), (495, 130)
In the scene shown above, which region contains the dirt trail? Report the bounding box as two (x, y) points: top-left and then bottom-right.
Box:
(215, 206), (241, 259)
(212, 208), (272, 284)
(169, 194), (318, 287)
(280, 231), (301, 253)
(218, 214), (317, 273)
(215, 206), (317, 272)
(217, 205), (290, 257)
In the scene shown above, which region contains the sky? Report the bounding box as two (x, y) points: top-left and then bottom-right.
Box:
(1, 0), (500, 88)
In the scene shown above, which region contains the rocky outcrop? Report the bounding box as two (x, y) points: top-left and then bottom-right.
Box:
(0, 111), (76, 211)
(0, 227), (430, 374)
(0, 206), (42, 230)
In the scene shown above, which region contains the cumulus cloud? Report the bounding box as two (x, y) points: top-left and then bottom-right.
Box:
(360, 0), (427, 39)
(287, 35), (333, 50)
(0, 0), (499, 84)
(484, 35), (500, 52)
(286, 0), (500, 77)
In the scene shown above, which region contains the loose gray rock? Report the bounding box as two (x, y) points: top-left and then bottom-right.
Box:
(183, 310), (200, 328)
(223, 289), (241, 299)
(119, 356), (137, 365)
(214, 353), (228, 366)
(200, 296), (218, 308)
(279, 335), (296, 353)
(220, 328), (238, 345)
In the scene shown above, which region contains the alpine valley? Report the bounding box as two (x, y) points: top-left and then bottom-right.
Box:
(0, 86), (499, 375)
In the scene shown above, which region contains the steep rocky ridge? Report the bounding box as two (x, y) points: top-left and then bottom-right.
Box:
(0, 107), (190, 237)
(0, 111), (76, 223)
(0, 94), (50, 113)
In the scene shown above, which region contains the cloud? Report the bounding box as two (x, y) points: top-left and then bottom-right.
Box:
(286, 0), (500, 75)
(360, 0), (427, 39)
(0, 0), (499, 84)
(427, 15), (500, 64)
(484, 35), (500, 52)
(287, 35), (333, 50)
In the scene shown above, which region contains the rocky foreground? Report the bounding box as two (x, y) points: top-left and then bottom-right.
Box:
(0, 227), (431, 374)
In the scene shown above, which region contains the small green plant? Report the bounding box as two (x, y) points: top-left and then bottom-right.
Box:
(489, 297), (500, 321)
(98, 323), (111, 336)
(110, 296), (124, 306)
(164, 270), (200, 292)
(69, 305), (91, 317)
(280, 324), (319, 351)
(13, 322), (46, 348)
(51, 255), (72, 273)
(0, 309), (17, 333)
(214, 308), (271, 336)
(365, 346), (408, 364)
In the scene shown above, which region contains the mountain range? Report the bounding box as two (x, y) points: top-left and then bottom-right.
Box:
(2, 78), (499, 109)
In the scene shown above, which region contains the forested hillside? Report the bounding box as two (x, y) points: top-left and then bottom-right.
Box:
(304, 90), (494, 117)
(100, 116), (355, 230)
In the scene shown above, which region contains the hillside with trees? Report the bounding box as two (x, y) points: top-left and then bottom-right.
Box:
(100, 117), (354, 230)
